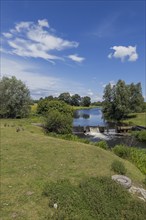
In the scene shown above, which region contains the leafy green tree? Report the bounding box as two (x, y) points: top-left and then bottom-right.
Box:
(102, 80), (130, 121)
(70, 94), (81, 106)
(81, 96), (91, 107)
(58, 92), (71, 104)
(113, 80), (130, 121)
(0, 76), (31, 118)
(102, 84), (113, 121)
(129, 83), (144, 112)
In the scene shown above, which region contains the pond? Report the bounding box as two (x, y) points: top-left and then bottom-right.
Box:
(73, 108), (146, 148)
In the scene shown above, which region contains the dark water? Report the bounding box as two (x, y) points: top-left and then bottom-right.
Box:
(73, 108), (146, 148)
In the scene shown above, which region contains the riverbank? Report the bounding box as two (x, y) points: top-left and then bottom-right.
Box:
(123, 112), (146, 127)
(72, 105), (101, 110)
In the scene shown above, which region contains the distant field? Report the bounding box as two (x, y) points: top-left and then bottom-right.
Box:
(124, 112), (146, 127)
(1, 118), (145, 219)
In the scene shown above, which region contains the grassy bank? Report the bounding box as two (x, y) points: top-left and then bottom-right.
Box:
(72, 105), (101, 110)
(123, 112), (146, 127)
(1, 119), (145, 219)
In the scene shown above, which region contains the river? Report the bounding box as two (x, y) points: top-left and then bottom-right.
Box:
(73, 108), (146, 148)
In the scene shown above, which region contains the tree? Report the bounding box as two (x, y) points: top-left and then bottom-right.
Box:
(81, 96), (91, 107)
(102, 83), (113, 121)
(113, 80), (130, 121)
(70, 94), (81, 106)
(0, 76), (31, 118)
(102, 80), (130, 122)
(129, 83), (144, 112)
(58, 92), (71, 104)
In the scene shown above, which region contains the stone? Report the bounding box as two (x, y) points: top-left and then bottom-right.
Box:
(112, 175), (132, 189)
(129, 186), (146, 201)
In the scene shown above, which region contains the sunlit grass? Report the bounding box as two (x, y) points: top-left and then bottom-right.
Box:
(1, 119), (145, 219)
(124, 112), (146, 127)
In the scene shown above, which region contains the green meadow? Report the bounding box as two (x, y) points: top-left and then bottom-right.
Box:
(1, 118), (146, 219)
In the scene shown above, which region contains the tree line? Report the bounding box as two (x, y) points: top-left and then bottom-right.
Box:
(0, 76), (145, 125)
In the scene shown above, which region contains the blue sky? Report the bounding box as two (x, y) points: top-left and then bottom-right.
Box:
(1, 0), (145, 101)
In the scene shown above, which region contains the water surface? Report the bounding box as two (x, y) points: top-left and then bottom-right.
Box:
(73, 108), (105, 126)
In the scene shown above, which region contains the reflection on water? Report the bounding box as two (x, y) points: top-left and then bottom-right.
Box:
(73, 108), (105, 126)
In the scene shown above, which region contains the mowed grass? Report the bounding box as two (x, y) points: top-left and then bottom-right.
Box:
(124, 112), (146, 127)
(1, 119), (145, 220)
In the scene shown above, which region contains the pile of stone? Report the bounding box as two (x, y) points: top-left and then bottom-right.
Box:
(112, 175), (146, 202)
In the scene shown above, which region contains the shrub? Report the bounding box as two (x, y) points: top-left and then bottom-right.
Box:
(132, 130), (146, 142)
(113, 145), (146, 175)
(43, 177), (146, 220)
(94, 141), (108, 150)
(111, 160), (127, 175)
(37, 99), (73, 116)
(129, 148), (146, 175)
(113, 145), (130, 159)
(44, 110), (73, 134)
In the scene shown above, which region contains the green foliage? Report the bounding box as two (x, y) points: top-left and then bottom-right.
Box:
(58, 92), (71, 104)
(44, 110), (73, 134)
(113, 145), (146, 175)
(37, 98), (49, 115)
(111, 160), (127, 175)
(37, 99), (73, 116)
(0, 76), (31, 118)
(132, 130), (146, 142)
(129, 148), (146, 175)
(113, 145), (130, 159)
(43, 177), (146, 220)
(128, 83), (144, 113)
(81, 96), (91, 107)
(94, 140), (108, 150)
(102, 80), (144, 122)
(70, 94), (81, 106)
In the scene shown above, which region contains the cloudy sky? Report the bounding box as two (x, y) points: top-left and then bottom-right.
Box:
(1, 0), (145, 101)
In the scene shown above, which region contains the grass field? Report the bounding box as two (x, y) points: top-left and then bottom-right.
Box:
(1, 119), (145, 219)
(124, 112), (146, 127)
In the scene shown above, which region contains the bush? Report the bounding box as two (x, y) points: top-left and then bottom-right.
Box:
(113, 145), (146, 175)
(129, 148), (146, 175)
(94, 141), (108, 150)
(132, 130), (146, 142)
(37, 99), (73, 116)
(111, 160), (127, 175)
(44, 110), (73, 134)
(43, 177), (146, 220)
(113, 145), (130, 159)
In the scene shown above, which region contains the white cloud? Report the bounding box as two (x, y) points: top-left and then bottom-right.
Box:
(87, 89), (94, 96)
(2, 19), (79, 62)
(101, 80), (116, 88)
(2, 33), (13, 38)
(15, 21), (33, 32)
(1, 57), (88, 99)
(68, 54), (85, 63)
(38, 19), (49, 28)
(108, 46), (138, 62)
